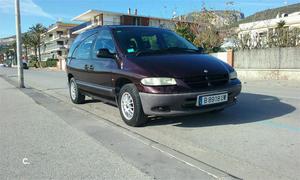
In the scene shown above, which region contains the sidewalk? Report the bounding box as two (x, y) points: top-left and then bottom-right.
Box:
(0, 77), (151, 180)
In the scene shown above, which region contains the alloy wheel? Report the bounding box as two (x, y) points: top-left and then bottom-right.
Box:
(121, 92), (135, 120)
(70, 81), (76, 100)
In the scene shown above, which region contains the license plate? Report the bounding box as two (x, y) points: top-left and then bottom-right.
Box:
(197, 93), (228, 106)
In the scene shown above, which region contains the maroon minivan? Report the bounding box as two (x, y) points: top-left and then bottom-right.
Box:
(66, 26), (241, 127)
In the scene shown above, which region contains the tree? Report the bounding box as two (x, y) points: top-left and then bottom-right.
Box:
(175, 23), (195, 42)
(193, 27), (222, 52)
(190, 11), (222, 52)
(277, 20), (286, 28)
(22, 32), (34, 60)
(10, 41), (17, 65)
(0, 43), (16, 66)
(30, 24), (47, 65)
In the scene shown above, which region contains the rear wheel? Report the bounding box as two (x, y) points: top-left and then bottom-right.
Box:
(69, 77), (85, 104)
(118, 84), (147, 127)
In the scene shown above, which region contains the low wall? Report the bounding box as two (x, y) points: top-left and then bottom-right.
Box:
(57, 59), (66, 71)
(237, 69), (300, 81)
(234, 47), (300, 69)
(210, 52), (228, 63)
(210, 50), (234, 66)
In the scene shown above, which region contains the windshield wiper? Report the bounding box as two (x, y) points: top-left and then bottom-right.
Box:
(135, 47), (199, 56)
(162, 47), (199, 53)
(135, 49), (162, 56)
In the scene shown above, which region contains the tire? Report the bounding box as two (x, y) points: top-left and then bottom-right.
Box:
(69, 77), (85, 104)
(118, 84), (148, 127)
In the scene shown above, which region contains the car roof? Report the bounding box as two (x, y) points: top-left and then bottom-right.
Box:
(85, 25), (167, 33)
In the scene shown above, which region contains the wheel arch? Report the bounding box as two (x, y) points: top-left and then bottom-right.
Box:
(67, 73), (74, 82)
(115, 78), (133, 97)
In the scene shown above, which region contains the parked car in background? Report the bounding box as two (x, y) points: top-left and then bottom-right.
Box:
(23, 62), (29, 69)
(66, 26), (241, 127)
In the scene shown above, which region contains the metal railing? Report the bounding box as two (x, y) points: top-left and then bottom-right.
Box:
(41, 53), (55, 61)
(41, 43), (67, 54)
(43, 34), (69, 43)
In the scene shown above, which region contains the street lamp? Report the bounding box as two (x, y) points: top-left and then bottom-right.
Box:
(15, 0), (24, 88)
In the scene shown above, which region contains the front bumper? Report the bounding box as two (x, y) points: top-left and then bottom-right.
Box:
(139, 84), (241, 116)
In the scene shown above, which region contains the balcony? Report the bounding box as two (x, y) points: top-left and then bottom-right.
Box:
(43, 34), (69, 44)
(41, 53), (56, 61)
(70, 21), (92, 34)
(42, 44), (68, 54)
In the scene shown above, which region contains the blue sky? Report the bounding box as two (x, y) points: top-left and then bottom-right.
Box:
(0, 0), (299, 38)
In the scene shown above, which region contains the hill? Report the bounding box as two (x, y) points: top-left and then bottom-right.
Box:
(178, 10), (244, 28)
(238, 3), (300, 25)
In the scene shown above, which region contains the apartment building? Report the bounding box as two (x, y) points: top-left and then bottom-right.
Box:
(40, 22), (78, 61)
(70, 9), (179, 34)
(238, 11), (300, 47)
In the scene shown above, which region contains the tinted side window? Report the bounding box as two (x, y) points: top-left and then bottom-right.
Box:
(73, 34), (96, 60)
(93, 30), (116, 58)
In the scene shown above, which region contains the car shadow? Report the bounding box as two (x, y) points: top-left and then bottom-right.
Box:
(84, 99), (118, 107)
(146, 93), (296, 127)
(84, 99), (101, 104)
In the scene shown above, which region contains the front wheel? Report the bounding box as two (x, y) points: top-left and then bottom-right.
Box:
(69, 77), (85, 104)
(118, 84), (148, 127)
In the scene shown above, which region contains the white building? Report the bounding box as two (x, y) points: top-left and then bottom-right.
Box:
(70, 9), (180, 34)
(238, 11), (300, 47)
(40, 22), (78, 61)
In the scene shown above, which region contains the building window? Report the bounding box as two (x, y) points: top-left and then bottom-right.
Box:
(57, 41), (64, 45)
(133, 17), (141, 25)
(56, 31), (63, 35)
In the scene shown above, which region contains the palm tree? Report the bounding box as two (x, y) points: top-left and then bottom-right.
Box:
(30, 24), (47, 65)
(9, 41), (17, 65)
(22, 32), (34, 60)
(0, 43), (16, 66)
(277, 20), (286, 29)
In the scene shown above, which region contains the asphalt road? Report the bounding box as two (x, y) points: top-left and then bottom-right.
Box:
(1, 67), (300, 180)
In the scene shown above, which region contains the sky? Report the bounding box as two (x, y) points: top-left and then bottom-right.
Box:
(0, 0), (299, 38)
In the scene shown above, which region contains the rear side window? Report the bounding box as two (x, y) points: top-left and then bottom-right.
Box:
(72, 34), (97, 60)
(92, 30), (116, 58)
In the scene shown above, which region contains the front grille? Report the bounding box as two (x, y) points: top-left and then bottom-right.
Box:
(182, 74), (229, 89)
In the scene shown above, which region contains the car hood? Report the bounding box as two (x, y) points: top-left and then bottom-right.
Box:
(127, 54), (230, 78)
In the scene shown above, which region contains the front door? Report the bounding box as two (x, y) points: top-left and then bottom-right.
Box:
(70, 33), (97, 93)
(88, 29), (118, 97)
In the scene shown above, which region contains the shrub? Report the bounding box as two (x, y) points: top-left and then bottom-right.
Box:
(46, 58), (58, 67)
(28, 59), (38, 68)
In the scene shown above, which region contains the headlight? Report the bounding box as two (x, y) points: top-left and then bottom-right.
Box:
(229, 70), (237, 80)
(141, 78), (177, 86)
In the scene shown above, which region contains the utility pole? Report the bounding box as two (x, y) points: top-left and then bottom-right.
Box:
(15, 0), (24, 88)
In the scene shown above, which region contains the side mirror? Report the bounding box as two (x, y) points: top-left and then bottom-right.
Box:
(97, 48), (116, 59)
(198, 47), (205, 54)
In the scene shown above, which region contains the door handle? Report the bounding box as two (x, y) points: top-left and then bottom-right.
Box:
(84, 64), (88, 70)
(89, 65), (94, 71)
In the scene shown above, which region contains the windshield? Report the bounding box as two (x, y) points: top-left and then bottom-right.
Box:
(113, 27), (198, 56)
